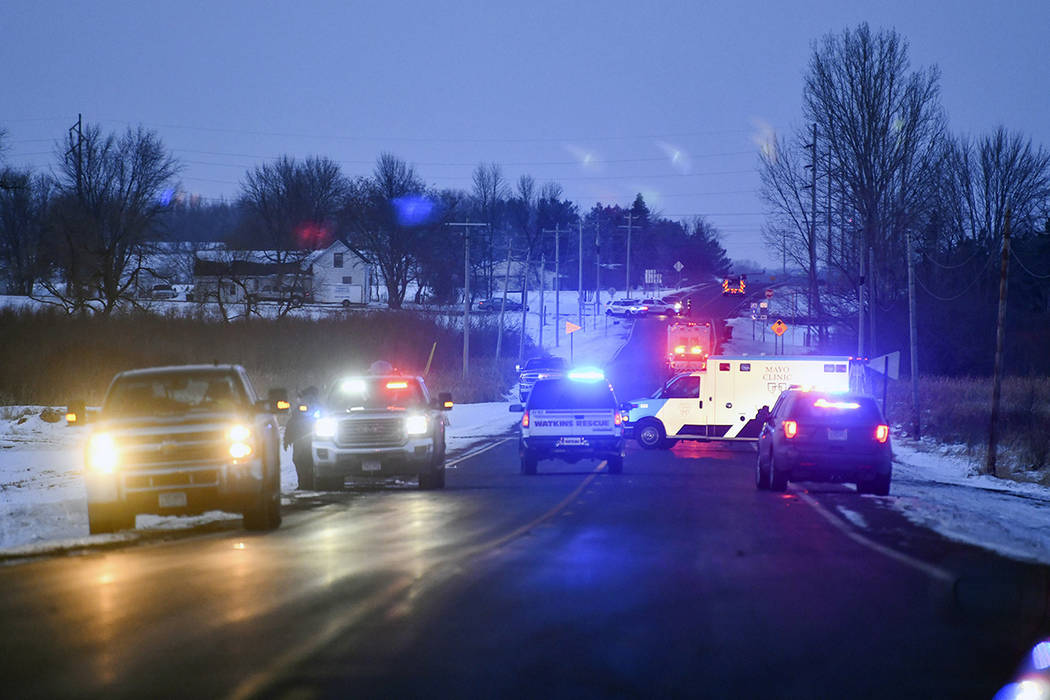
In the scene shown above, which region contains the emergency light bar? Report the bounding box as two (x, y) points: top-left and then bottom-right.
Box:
(568, 368), (604, 381)
(813, 398), (860, 410)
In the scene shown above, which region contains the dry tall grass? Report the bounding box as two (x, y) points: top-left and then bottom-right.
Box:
(0, 308), (528, 405)
(885, 375), (1050, 473)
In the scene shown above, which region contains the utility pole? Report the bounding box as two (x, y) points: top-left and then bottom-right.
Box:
(907, 229), (920, 438)
(578, 221), (584, 331)
(619, 212), (637, 296)
(594, 220), (601, 330)
(804, 123), (818, 347)
(987, 208), (1012, 475)
(495, 234), (513, 361)
(446, 220), (487, 378)
(543, 226), (564, 348)
(539, 242), (546, 350)
(66, 113), (83, 197)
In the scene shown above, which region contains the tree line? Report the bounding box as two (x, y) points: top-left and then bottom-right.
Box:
(0, 127), (732, 314)
(760, 22), (1050, 375)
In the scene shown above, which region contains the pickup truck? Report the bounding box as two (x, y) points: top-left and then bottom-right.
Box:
(510, 369), (627, 475)
(81, 364), (287, 534)
(311, 373), (452, 489)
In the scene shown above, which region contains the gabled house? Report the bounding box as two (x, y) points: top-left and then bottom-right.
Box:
(304, 241), (373, 305)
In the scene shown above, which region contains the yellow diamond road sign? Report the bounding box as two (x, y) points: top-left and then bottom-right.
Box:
(772, 319), (788, 336)
(565, 321), (582, 334)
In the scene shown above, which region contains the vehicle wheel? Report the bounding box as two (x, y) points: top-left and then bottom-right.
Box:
(341, 299), (351, 308)
(769, 454), (788, 492)
(420, 442), (447, 489)
(607, 454), (624, 474)
(859, 472), (891, 496)
(521, 451), (538, 475)
(315, 474), (344, 491)
(244, 488), (281, 531)
(755, 451), (770, 490)
(636, 419), (666, 450)
(87, 503), (133, 534)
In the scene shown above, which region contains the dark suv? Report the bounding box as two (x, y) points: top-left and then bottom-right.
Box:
(755, 389), (891, 495)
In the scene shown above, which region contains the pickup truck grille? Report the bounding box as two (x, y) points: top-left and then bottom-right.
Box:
(124, 468), (221, 490)
(119, 430), (228, 467)
(337, 418), (404, 447)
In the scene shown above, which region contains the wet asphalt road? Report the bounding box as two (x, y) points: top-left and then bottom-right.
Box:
(1, 286), (1048, 698)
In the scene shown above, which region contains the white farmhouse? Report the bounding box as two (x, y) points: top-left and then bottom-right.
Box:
(305, 241), (373, 306)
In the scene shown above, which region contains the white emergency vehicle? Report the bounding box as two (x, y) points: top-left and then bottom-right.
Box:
(625, 355), (866, 448)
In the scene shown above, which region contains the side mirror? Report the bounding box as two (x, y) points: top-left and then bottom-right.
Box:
(266, 388), (290, 414)
(66, 400), (86, 426)
(620, 402), (634, 412)
(438, 392), (453, 411)
(509, 404), (524, 413)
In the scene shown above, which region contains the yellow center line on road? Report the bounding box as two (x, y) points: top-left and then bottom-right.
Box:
(228, 457), (606, 700)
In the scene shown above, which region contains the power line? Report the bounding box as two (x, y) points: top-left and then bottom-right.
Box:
(1011, 247), (1050, 279)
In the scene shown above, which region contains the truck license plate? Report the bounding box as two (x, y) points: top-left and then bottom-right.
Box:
(827, 428), (847, 441)
(362, 460), (382, 472)
(557, 437), (588, 447)
(159, 492), (187, 508)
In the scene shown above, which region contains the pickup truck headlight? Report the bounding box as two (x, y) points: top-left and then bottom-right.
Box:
(87, 433), (119, 473)
(314, 417), (337, 439)
(405, 414), (428, 436)
(227, 424), (253, 459)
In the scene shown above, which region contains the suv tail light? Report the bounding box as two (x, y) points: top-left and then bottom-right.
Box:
(782, 420), (798, 439)
(521, 411), (529, 428)
(875, 424), (889, 443)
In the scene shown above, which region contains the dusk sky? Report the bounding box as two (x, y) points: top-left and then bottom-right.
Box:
(3, 0), (1048, 267)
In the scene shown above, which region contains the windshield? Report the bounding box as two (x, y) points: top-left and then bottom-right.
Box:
(528, 379), (616, 409)
(523, 357), (567, 371)
(103, 371), (247, 417)
(790, 393), (883, 424)
(326, 377), (427, 411)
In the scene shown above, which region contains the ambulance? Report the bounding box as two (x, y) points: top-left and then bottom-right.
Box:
(624, 355), (866, 448)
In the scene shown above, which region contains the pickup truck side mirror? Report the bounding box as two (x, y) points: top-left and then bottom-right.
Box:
(265, 388), (290, 414)
(437, 392), (453, 410)
(509, 404), (524, 413)
(66, 400), (86, 426)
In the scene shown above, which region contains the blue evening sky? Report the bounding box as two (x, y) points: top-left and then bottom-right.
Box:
(3, 0), (1048, 267)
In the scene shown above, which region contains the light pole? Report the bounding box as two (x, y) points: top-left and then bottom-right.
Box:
(446, 220), (487, 378)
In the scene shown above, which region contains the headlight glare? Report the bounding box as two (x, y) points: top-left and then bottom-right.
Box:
(314, 417), (337, 439)
(87, 433), (119, 473)
(228, 424), (251, 442)
(405, 414), (428, 436)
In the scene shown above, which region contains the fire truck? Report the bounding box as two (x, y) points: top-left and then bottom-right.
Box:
(722, 275), (747, 296)
(666, 321), (717, 373)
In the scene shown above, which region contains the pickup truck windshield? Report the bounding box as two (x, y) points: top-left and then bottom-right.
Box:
(529, 379), (616, 409)
(103, 372), (248, 417)
(328, 377), (426, 411)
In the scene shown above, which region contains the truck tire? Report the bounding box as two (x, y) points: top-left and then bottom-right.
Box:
(607, 454), (624, 474)
(420, 442), (446, 489)
(243, 488), (281, 531)
(636, 419), (666, 450)
(521, 450), (538, 475)
(755, 451), (770, 490)
(87, 503), (134, 534)
(769, 454), (788, 492)
(315, 474), (344, 491)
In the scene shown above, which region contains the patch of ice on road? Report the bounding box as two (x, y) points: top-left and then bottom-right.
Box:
(835, 505), (868, 529)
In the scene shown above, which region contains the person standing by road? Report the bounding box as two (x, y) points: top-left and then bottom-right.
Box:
(283, 386), (319, 490)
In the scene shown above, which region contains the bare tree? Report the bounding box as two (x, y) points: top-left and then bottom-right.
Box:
(803, 23), (945, 341)
(44, 125), (180, 314)
(471, 162), (508, 296)
(343, 153), (433, 309)
(0, 168), (52, 294)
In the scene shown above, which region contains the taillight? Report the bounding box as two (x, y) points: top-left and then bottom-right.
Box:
(782, 420), (798, 439)
(614, 411), (622, 426)
(522, 411), (529, 428)
(875, 424), (889, 443)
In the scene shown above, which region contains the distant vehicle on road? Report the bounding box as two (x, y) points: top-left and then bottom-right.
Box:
(477, 297), (525, 313)
(666, 320), (717, 373)
(147, 284), (178, 300)
(722, 275), (747, 296)
(516, 355), (567, 402)
(638, 298), (680, 316)
(311, 373), (452, 490)
(755, 388), (891, 494)
(81, 364), (287, 534)
(510, 368), (628, 474)
(605, 298), (643, 317)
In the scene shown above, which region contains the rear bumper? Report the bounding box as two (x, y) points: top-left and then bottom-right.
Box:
(312, 438), (435, 478)
(522, 435), (624, 459)
(84, 458), (267, 515)
(774, 445), (892, 482)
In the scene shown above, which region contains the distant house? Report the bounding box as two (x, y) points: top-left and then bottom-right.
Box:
(191, 241), (374, 306)
(304, 241), (372, 306)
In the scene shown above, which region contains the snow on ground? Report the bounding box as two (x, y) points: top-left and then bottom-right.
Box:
(0, 314), (631, 555)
